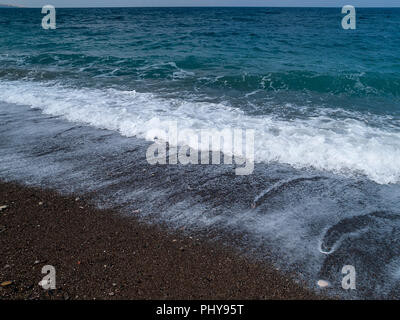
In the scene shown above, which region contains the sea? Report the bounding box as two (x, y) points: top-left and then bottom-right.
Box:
(1, 7), (400, 299)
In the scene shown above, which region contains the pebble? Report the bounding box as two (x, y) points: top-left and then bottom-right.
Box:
(132, 209), (141, 214)
(1, 281), (12, 287)
(0, 205), (8, 211)
(317, 280), (330, 288)
(38, 202), (43, 206)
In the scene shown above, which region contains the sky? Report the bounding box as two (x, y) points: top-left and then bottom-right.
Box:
(3, 0), (399, 8)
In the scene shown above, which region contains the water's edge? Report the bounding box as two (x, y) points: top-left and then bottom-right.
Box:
(2, 101), (400, 299)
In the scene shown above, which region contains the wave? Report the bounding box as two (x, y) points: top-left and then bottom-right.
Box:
(1, 79), (400, 184)
(3, 53), (400, 97)
(202, 72), (400, 97)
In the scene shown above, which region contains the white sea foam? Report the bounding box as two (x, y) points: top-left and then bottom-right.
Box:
(1, 79), (400, 184)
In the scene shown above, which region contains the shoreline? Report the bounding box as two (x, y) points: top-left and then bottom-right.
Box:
(0, 181), (323, 300)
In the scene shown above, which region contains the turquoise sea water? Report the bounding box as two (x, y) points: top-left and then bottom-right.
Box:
(1, 7), (400, 183)
(1, 8), (400, 298)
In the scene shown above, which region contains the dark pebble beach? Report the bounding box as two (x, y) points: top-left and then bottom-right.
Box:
(0, 181), (322, 300)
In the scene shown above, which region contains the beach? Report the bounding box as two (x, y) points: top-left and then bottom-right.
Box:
(1, 7), (400, 299)
(0, 181), (320, 300)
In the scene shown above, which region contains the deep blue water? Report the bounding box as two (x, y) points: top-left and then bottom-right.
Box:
(1, 7), (400, 299)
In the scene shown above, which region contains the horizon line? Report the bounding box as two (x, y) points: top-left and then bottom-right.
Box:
(4, 6), (400, 8)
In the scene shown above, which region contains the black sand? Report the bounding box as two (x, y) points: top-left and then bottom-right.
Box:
(0, 181), (322, 300)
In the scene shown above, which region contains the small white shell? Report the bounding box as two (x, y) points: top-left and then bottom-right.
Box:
(317, 280), (330, 288)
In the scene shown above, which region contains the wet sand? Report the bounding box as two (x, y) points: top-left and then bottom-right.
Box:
(0, 181), (322, 300)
